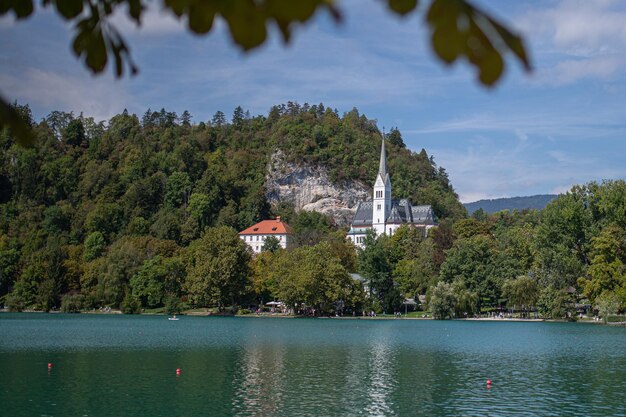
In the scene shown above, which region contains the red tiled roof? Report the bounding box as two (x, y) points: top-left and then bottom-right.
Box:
(239, 218), (294, 235)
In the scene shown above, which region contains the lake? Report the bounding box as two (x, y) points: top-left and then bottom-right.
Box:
(1, 314), (625, 417)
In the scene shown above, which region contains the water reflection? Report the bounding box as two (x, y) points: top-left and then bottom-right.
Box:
(365, 335), (396, 416)
(1, 316), (626, 417)
(232, 343), (285, 416)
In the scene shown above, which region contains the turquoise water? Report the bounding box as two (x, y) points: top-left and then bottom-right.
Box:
(1, 314), (626, 416)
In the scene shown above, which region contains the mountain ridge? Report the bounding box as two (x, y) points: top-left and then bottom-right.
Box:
(464, 194), (558, 214)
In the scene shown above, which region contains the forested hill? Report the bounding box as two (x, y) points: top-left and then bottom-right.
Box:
(0, 102), (464, 305)
(464, 195), (558, 215)
(1, 103), (464, 229)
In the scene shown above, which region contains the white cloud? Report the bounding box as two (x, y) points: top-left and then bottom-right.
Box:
(425, 133), (626, 203)
(546, 56), (623, 85)
(518, 0), (626, 84)
(550, 184), (574, 195)
(0, 15), (16, 29)
(406, 110), (624, 142)
(111, 3), (186, 37)
(0, 68), (134, 121)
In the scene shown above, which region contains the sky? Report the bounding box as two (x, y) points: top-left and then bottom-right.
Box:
(1, 0), (625, 203)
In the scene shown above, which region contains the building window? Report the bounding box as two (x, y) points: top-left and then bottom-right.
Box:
(256, 236), (259, 241)
(279, 236), (282, 241)
(377, 204), (381, 210)
(389, 227), (392, 235)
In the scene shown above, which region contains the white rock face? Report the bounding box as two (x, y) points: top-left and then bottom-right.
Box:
(265, 151), (370, 225)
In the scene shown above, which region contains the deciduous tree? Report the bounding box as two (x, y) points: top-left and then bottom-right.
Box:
(184, 226), (252, 309)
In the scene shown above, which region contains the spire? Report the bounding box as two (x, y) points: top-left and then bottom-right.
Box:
(378, 132), (387, 177)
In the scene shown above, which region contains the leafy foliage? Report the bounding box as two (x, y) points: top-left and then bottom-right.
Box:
(184, 226), (252, 309)
(1, 101), (624, 320)
(428, 281), (456, 319)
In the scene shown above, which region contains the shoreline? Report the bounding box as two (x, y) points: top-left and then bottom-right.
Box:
(2, 308), (617, 324)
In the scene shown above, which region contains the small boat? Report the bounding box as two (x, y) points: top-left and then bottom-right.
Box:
(168, 315), (179, 321)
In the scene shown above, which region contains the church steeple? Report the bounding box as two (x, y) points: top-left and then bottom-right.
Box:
(378, 134), (387, 177)
(376, 132), (391, 185)
(373, 132), (392, 235)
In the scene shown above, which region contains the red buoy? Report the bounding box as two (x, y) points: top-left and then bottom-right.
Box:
(486, 379), (492, 385)
(176, 368), (181, 375)
(48, 363), (53, 368)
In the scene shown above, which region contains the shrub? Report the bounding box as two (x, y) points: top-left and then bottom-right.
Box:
(606, 315), (626, 323)
(60, 293), (85, 313)
(120, 292), (141, 314)
(5, 292), (26, 312)
(164, 295), (183, 315)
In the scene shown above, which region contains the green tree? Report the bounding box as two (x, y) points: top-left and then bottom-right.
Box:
(291, 210), (334, 247)
(388, 224), (423, 262)
(275, 242), (362, 314)
(594, 291), (621, 322)
(251, 250), (281, 303)
(534, 189), (593, 289)
(537, 285), (574, 319)
(261, 236), (281, 253)
(386, 127), (404, 148)
(232, 106), (245, 126)
(451, 278), (478, 317)
(439, 235), (501, 307)
(358, 232), (403, 313)
(180, 110), (192, 127)
(85, 202), (124, 239)
(453, 218), (490, 239)
(187, 192), (212, 229)
(63, 118), (86, 147)
(165, 171), (191, 208)
(184, 226), (252, 309)
(83, 231), (106, 261)
(428, 281), (456, 319)
(0, 235), (20, 297)
(211, 111), (226, 127)
(120, 290), (141, 314)
(87, 236), (179, 307)
(501, 275), (538, 311)
(129, 255), (184, 308)
(579, 224), (626, 303)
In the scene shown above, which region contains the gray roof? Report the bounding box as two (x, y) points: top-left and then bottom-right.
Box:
(351, 199), (436, 227)
(352, 201), (374, 226)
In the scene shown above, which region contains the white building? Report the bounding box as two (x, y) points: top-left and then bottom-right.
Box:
(347, 136), (436, 248)
(239, 216), (294, 254)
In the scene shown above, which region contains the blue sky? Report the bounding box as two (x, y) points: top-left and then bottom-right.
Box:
(1, 0), (625, 203)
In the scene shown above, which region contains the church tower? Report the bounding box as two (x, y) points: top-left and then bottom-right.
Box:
(372, 135), (391, 236)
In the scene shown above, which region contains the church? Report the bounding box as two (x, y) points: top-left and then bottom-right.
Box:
(347, 136), (437, 247)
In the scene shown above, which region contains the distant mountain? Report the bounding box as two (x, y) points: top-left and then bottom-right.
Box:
(464, 194), (558, 215)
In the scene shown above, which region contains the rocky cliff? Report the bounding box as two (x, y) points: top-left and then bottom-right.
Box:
(265, 151), (370, 225)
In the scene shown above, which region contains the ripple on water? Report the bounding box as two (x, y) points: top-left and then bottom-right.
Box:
(1, 315), (626, 417)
